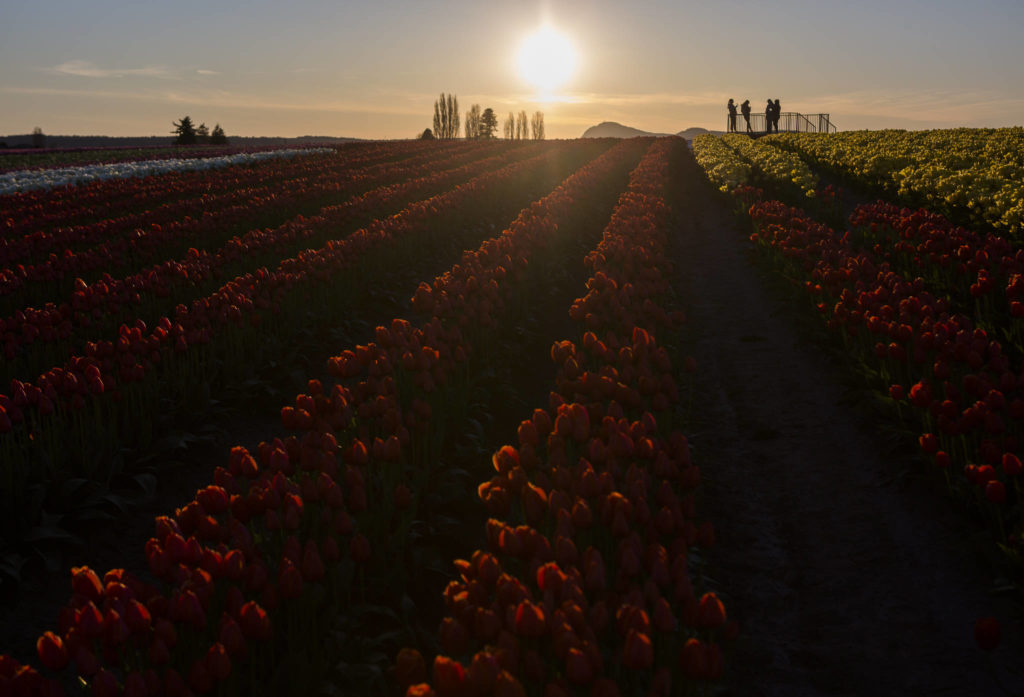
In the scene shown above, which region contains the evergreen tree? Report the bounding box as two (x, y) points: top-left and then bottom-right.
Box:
(172, 116), (197, 145)
(479, 108), (498, 139)
(210, 123), (228, 145)
(420, 128), (435, 140)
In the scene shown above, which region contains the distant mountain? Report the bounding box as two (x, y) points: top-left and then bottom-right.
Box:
(581, 122), (722, 140)
(676, 127), (718, 140)
(581, 122), (673, 139)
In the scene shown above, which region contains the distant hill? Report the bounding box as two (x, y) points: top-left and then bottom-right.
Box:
(677, 127), (720, 140)
(581, 122), (673, 139)
(581, 122), (722, 140)
(0, 134), (364, 149)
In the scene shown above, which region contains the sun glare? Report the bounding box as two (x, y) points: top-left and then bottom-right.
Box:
(517, 26), (577, 92)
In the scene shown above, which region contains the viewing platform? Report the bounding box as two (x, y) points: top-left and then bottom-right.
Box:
(726, 112), (836, 135)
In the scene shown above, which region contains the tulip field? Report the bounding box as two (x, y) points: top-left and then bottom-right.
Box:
(0, 137), (736, 696)
(2, 127), (1023, 695)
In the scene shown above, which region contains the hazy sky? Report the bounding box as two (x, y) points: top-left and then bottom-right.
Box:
(2, 0), (1022, 139)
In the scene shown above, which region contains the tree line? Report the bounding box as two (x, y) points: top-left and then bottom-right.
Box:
(424, 93), (544, 140)
(172, 116), (228, 145)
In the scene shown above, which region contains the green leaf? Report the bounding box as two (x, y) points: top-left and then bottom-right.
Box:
(22, 525), (76, 544)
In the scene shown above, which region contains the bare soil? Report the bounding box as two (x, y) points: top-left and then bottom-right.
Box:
(669, 158), (1024, 696)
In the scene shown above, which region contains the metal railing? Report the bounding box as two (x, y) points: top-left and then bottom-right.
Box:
(726, 112), (837, 134)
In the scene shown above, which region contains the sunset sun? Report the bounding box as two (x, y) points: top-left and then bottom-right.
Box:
(516, 26), (577, 92)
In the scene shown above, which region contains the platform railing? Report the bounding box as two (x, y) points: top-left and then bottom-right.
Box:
(726, 112), (837, 134)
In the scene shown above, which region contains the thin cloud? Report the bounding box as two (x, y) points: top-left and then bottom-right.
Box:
(196, 69), (220, 76)
(1, 84), (425, 117)
(45, 60), (177, 79)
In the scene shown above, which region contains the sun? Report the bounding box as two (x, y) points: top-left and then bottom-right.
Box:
(517, 26), (577, 92)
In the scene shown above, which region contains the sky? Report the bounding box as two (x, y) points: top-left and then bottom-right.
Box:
(1, 0), (1023, 140)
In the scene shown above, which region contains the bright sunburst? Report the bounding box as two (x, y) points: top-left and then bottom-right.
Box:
(516, 26), (577, 92)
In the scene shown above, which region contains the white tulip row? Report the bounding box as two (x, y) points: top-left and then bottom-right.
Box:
(0, 147), (335, 196)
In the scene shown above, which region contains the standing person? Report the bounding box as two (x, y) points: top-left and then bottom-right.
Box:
(727, 99), (738, 133)
(765, 99), (774, 134)
(773, 99), (782, 133)
(741, 99), (752, 133)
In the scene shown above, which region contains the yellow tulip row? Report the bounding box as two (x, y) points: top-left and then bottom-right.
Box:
(768, 128), (1024, 234)
(691, 134), (752, 193)
(722, 134), (819, 198)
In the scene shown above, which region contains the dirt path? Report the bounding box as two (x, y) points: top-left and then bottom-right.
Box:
(670, 160), (1024, 696)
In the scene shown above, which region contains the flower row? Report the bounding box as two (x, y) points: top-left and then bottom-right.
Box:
(847, 201), (1024, 345)
(769, 129), (1024, 234)
(1, 140), (438, 235)
(0, 139), (648, 695)
(721, 134), (818, 198)
(402, 137), (731, 697)
(690, 134), (751, 195)
(0, 141), (492, 292)
(0, 143), (320, 176)
(0, 141), (544, 385)
(745, 198), (1023, 561)
(0, 141), (609, 554)
(0, 147), (338, 196)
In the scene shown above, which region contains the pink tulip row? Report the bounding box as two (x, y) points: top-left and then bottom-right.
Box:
(400, 137), (732, 697)
(0, 140), (647, 695)
(746, 198), (1023, 554)
(0, 141), (435, 235)
(0, 140), (545, 384)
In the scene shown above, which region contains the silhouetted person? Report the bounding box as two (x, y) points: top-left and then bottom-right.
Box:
(765, 99), (774, 133)
(727, 99), (737, 132)
(741, 99), (752, 133)
(773, 99), (782, 132)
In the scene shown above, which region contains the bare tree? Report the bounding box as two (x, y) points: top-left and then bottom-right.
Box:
(448, 94), (459, 138)
(516, 111), (528, 140)
(433, 93), (460, 139)
(465, 104), (482, 139)
(31, 127), (45, 149)
(504, 113), (515, 140)
(531, 112), (545, 140)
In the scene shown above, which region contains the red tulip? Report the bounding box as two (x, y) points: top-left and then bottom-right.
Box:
(514, 600), (546, 638)
(238, 601), (271, 640)
(206, 642), (231, 681)
(621, 629), (653, 670)
(975, 616), (1001, 651)
(432, 656), (466, 697)
(70, 566), (104, 603)
(985, 480), (1006, 504)
(697, 592), (727, 629)
(350, 533), (371, 564)
(395, 648), (427, 690)
(36, 631), (68, 671)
